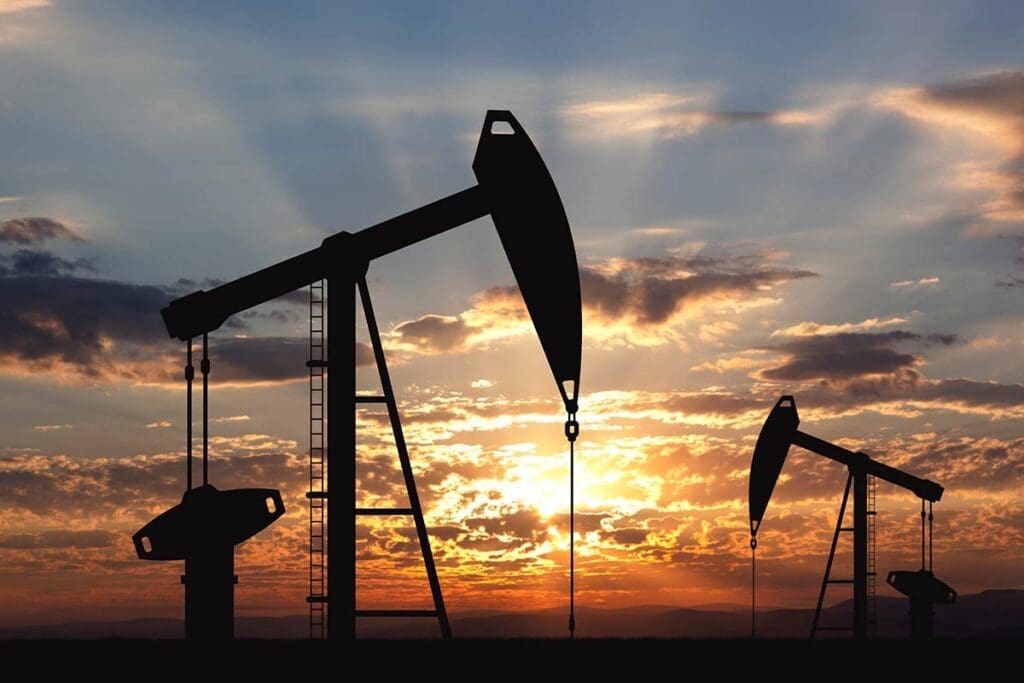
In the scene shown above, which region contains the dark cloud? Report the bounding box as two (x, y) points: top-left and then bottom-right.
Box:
(239, 308), (299, 323)
(0, 217), (84, 245)
(0, 447), (303, 521)
(759, 368), (1024, 424)
(354, 341), (378, 367)
(895, 435), (1024, 491)
(0, 245), (356, 383)
(222, 305), (301, 330)
(0, 274), (170, 376)
(0, 249), (95, 277)
(0, 275), (364, 384)
(0, 530), (117, 550)
(209, 337), (372, 383)
(582, 250), (816, 324)
(385, 246), (815, 356)
(172, 276), (310, 308)
(916, 377), (1024, 408)
(923, 71), (1024, 123)
(995, 275), (1024, 288)
(760, 330), (959, 383)
(604, 527), (649, 545)
(209, 337), (310, 383)
(822, 374), (1024, 413)
(392, 314), (472, 352)
(277, 288), (316, 307)
(463, 508), (545, 541)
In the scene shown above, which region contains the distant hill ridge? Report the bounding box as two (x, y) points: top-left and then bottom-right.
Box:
(2, 589), (1020, 639)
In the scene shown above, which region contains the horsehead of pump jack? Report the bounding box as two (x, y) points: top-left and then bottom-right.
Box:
(153, 111), (583, 639)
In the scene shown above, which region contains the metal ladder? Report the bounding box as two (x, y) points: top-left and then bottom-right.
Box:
(305, 278), (450, 639)
(308, 279), (326, 638)
(810, 473), (878, 638)
(867, 474), (877, 637)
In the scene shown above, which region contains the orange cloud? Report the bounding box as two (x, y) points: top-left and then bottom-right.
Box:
(889, 277), (941, 289)
(562, 91), (824, 141)
(690, 355), (764, 373)
(879, 71), (1024, 232)
(0, 217), (83, 244)
(2, 378), (1023, 622)
(0, 1), (51, 14)
(773, 316), (910, 337)
(387, 246), (815, 356)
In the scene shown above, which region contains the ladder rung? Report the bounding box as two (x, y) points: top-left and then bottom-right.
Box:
(355, 507), (414, 515)
(867, 511), (877, 515)
(827, 579), (854, 584)
(306, 360), (328, 368)
(306, 491), (328, 499)
(355, 395), (387, 403)
(306, 596), (327, 604)
(839, 527), (855, 532)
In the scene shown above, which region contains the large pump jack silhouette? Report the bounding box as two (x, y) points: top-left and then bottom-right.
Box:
(749, 396), (946, 639)
(137, 111), (582, 640)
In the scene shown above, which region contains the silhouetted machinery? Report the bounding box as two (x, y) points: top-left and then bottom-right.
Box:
(147, 111), (582, 640)
(133, 331), (286, 640)
(887, 569), (956, 639)
(749, 396), (947, 639)
(133, 485), (284, 639)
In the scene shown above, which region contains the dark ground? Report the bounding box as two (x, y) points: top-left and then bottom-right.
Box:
(0, 638), (1017, 675)
(0, 590), (1018, 675)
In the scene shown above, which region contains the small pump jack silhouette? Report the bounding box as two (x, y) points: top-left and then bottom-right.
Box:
(748, 395), (949, 640)
(133, 339), (285, 640)
(133, 484), (285, 639)
(886, 496), (957, 639)
(887, 569), (956, 639)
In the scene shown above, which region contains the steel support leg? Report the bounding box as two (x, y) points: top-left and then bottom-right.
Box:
(853, 466), (868, 640)
(327, 273), (356, 640)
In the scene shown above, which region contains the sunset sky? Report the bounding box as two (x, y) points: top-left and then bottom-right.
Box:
(1, 1), (1023, 632)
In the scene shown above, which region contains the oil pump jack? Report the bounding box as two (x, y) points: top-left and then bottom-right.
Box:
(748, 395), (945, 639)
(133, 335), (287, 640)
(147, 111), (582, 640)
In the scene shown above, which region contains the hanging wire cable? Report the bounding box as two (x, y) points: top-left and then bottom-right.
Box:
(565, 412), (579, 639)
(928, 501), (934, 572)
(185, 339), (194, 491)
(201, 333), (210, 486)
(751, 537), (757, 638)
(921, 497), (929, 573)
